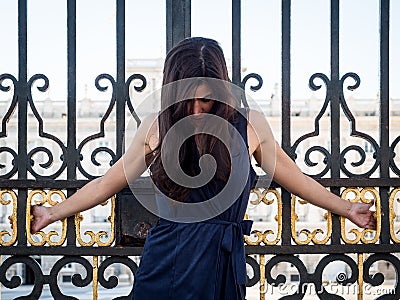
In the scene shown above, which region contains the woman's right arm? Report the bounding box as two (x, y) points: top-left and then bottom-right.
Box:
(31, 114), (158, 232)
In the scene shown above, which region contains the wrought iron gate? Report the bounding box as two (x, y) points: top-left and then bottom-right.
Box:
(0, 0), (399, 299)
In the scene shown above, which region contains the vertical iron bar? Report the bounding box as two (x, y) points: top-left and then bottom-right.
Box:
(66, 0), (77, 245)
(17, 0), (28, 246)
(281, 0), (292, 246)
(116, 0), (125, 159)
(231, 0), (241, 87)
(166, 0), (191, 53)
(115, 0), (126, 245)
(330, 0), (341, 244)
(379, 0), (390, 244)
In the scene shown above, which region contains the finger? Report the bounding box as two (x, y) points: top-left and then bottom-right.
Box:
(368, 219), (377, 230)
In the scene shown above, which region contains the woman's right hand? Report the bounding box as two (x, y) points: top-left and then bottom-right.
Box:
(31, 205), (54, 233)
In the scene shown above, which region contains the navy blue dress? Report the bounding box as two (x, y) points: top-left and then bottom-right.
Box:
(132, 109), (257, 300)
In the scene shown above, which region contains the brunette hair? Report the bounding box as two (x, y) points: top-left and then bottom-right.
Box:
(149, 37), (237, 202)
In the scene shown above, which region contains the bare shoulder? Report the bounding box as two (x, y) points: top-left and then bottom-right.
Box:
(246, 109), (275, 156)
(247, 109), (266, 126)
(247, 109), (265, 155)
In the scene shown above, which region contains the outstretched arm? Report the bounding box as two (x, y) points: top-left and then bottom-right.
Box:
(31, 114), (157, 232)
(271, 143), (375, 229)
(248, 109), (376, 230)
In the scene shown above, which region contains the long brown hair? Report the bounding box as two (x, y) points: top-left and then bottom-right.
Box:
(149, 37), (237, 202)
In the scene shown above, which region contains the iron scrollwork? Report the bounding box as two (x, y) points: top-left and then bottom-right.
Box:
(245, 255), (260, 288)
(0, 256), (44, 299)
(125, 73), (147, 127)
(240, 73), (263, 108)
(390, 187), (400, 243)
(0, 189), (17, 246)
(291, 73), (332, 178)
(340, 188), (381, 244)
(313, 254), (358, 299)
(26, 189), (67, 246)
(77, 73), (147, 179)
(48, 256), (93, 299)
(292, 72), (380, 178)
(363, 253), (400, 300)
(77, 74), (117, 179)
(264, 254), (359, 299)
(75, 196), (115, 247)
(245, 188), (282, 246)
(27, 74), (68, 179)
(98, 256), (139, 300)
(264, 254), (309, 299)
(390, 136), (400, 176)
(339, 73), (380, 177)
(291, 195), (332, 245)
(0, 73), (19, 178)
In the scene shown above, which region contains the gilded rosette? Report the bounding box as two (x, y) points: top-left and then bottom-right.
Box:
(340, 187), (381, 244)
(75, 196), (115, 246)
(389, 187), (400, 243)
(244, 188), (282, 246)
(26, 190), (67, 246)
(291, 195), (332, 245)
(0, 189), (17, 246)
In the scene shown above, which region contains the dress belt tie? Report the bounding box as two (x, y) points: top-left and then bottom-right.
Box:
(203, 219), (253, 285)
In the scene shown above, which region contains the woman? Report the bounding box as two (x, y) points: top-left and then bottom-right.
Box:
(31, 37), (376, 300)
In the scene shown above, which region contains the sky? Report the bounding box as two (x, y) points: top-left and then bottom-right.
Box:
(0, 0), (399, 103)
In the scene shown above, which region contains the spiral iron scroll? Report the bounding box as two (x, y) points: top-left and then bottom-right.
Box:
(0, 255), (145, 299)
(390, 136), (400, 176)
(291, 72), (380, 178)
(363, 253), (400, 300)
(125, 73), (147, 127)
(77, 73), (146, 179)
(48, 256), (93, 299)
(265, 254), (309, 299)
(98, 256), (138, 299)
(313, 254), (358, 299)
(0, 74), (19, 178)
(240, 73), (263, 108)
(27, 74), (68, 179)
(245, 255), (260, 287)
(339, 73), (380, 177)
(77, 74), (117, 179)
(291, 73), (332, 178)
(0, 256), (44, 299)
(264, 254), (359, 299)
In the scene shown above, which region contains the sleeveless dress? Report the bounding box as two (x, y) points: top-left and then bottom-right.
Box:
(132, 108), (257, 300)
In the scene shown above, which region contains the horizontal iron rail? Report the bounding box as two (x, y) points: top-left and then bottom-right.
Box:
(1, 244), (400, 256)
(1, 178), (400, 189)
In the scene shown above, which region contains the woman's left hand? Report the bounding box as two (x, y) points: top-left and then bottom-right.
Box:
(347, 202), (376, 230)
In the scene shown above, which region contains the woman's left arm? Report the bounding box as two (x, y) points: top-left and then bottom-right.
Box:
(248, 109), (376, 230)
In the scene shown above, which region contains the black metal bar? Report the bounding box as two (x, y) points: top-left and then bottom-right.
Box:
(1, 243), (400, 256)
(330, 0), (340, 176)
(379, 0), (390, 244)
(2, 177), (399, 190)
(330, 0), (341, 245)
(166, 0), (191, 53)
(231, 0), (241, 86)
(115, 0), (126, 246)
(17, 0), (28, 246)
(281, 0), (291, 152)
(281, 0), (291, 246)
(246, 243), (400, 255)
(116, 0), (125, 159)
(66, 0), (77, 246)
